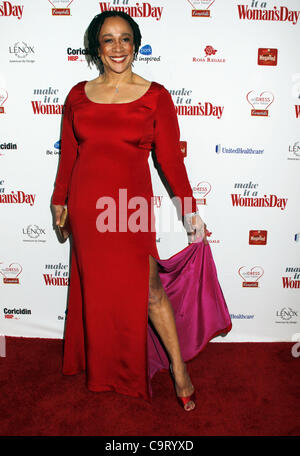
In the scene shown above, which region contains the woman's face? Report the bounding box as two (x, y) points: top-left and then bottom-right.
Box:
(98, 16), (135, 74)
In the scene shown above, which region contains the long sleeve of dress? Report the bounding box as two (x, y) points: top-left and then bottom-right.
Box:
(153, 87), (198, 216)
(51, 91), (78, 206)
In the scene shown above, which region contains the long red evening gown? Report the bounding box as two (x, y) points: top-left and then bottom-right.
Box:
(51, 80), (199, 403)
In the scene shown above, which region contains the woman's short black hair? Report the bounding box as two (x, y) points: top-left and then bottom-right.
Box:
(86, 11), (142, 73)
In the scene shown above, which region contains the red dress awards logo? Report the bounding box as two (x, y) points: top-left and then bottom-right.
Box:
(257, 48), (278, 66)
(0, 1), (23, 19)
(0, 88), (8, 113)
(187, 0), (216, 17)
(99, 1), (163, 20)
(238, 266), (264, 287)
(246, 90), (274, 116)
(48, 0), (73, 16)
(192, 182), (211, 205)
(0, 262), (22, 284)
(249, 230), (267, 245)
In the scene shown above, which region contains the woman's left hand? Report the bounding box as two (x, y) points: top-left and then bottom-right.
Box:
(184, 213), (209, 245)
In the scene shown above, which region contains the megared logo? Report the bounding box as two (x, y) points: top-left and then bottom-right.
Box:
(246, 90), (274, 116)
(238, 266), (264, 288)
(249, 230), (267, 245)
(48, 0), (73, 16)
(295, 106), (300, 118)
(258, 48), (278, 66)
(0, 1), (23, 19)
(99, 2), (163, 20)
(0, 88), (8, 114)
(192, 182), (211, 205)
(187, 0), (216, 17)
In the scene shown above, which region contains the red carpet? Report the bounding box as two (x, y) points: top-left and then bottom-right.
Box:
(0, 337), (299, 436)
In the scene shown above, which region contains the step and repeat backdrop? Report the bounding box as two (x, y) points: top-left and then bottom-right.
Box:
(0, 0), (299, 343)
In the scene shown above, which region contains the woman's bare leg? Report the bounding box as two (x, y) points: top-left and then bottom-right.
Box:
(148, 255), (195, 410)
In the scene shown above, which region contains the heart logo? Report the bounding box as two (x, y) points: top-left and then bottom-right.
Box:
(0, 262), (23, 278)
(238, 266), (264, 282)
(194, 182), (211, 197)
(246, 90), (274, 110)
(0, 89), (8, 106)
(187, 0), (216, 9)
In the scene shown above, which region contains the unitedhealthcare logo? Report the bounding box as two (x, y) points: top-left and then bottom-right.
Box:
(216, 144), (264, 154)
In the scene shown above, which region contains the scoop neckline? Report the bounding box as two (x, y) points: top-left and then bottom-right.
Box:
(82, 80), (154, 105)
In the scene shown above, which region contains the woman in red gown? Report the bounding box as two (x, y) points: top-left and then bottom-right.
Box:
(51, 11), (210, 411)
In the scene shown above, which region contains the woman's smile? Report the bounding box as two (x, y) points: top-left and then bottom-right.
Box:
(109, 55), (128, 63)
